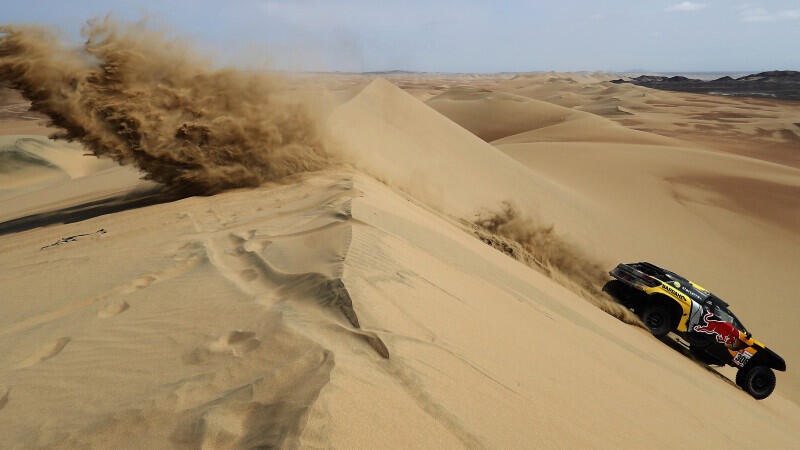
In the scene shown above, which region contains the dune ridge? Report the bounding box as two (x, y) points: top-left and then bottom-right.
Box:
(0, 171), (391, 447)
(326, 78), (650, 326)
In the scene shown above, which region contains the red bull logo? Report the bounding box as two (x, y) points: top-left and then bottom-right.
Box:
(693, 310), (740, 346)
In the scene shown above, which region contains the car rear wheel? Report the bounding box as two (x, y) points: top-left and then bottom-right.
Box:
(740, 365), (776, 400)
(602, 280), (625, 296)
(603, 280), (642, 309)
(640, 303), (673, 338)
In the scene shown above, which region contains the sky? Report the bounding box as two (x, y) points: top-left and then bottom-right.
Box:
(3, 0), (799, 73)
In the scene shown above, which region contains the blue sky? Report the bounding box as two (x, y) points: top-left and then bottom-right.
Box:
(3, 1), (799, 72)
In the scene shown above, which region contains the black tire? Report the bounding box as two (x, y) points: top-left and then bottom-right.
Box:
(740, 365), (776, 400)
(735, 367), (747, 388)
(639, 303), (674, 338)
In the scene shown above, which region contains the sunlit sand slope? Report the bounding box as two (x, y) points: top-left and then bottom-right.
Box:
(1, 170), (798, 448)
(416, 74), (800, 403)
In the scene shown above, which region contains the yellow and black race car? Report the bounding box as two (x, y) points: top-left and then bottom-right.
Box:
(603, 262), (786, 400)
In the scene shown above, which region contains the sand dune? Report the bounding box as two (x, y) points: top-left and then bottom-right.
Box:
(491, 114), (680, 146)
(0, 88), (54, 136)
(487, 75), (800, 168)
(1, 71), (799, 449)
(0, 143), (64, 190)
(425, 89), (574, 142)
(0, 136), (151, 225)
(425, 84), (686, 148)
(0, 136), (118, 191)
(326, 78), (577, 220)
(1, 168), (798, 448)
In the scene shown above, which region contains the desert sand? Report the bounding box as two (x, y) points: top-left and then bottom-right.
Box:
(1, 63), (799, 448)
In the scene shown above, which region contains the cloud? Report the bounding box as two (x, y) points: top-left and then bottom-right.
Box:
(738, 5), (800, 22)
(665, 2), (707, 12)
(781, 10), (800, 19)
(255, 0), (487, 31)
(739, 6), (773, 22)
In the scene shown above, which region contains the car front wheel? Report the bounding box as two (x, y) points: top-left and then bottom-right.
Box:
(739, 365), (776, 400)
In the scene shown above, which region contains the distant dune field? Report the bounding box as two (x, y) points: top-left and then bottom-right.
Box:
(1, 65), (799, 448)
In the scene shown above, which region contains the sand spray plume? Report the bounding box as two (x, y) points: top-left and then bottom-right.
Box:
(474, 202), (644, 327)
(0, 18), (327, 194)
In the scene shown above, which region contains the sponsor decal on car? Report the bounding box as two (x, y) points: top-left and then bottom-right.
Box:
(680, 287), (706, 301)
(693, 310), (740, 346)
(733, 349), (754, 367)
(662, 283), (688, 301)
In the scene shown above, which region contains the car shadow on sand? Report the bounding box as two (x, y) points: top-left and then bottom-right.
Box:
(0, 187), (187, 237)
(658, 333), (739, 388)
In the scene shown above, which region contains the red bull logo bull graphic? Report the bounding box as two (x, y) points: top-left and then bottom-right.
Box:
(693, 310), (740, 346)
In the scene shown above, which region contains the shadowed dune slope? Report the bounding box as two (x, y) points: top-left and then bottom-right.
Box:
(486, 74), (800, 169)
(425, 89), (575, 142)
(490, 113), (681, 146)
(425, 86), (685, 147)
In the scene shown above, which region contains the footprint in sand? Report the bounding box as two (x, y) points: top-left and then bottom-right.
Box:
(17, 337), (70, 369)
(241, 238), (268, 253)
(231, 230), (256, 241)
(0, 386), (9, 410)
(254, 293), (275, 306)
(208, 331), (261, 357)
(98, 299), (129, 318)
(120, 275), (158, 294)
(239, 269), (258, 281)
(183, 331), (260, 364)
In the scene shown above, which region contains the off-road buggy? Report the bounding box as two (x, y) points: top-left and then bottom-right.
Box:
(603, 262), (786, 400)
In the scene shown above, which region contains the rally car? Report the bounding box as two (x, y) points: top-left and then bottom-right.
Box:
(603, 262), (786, 400)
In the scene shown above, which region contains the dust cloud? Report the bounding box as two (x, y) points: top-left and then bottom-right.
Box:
(475, 202), (644, 326)
(0, 18), (327, 194)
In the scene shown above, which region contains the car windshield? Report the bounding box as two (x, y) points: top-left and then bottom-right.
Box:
(713, 306), (747, 332)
